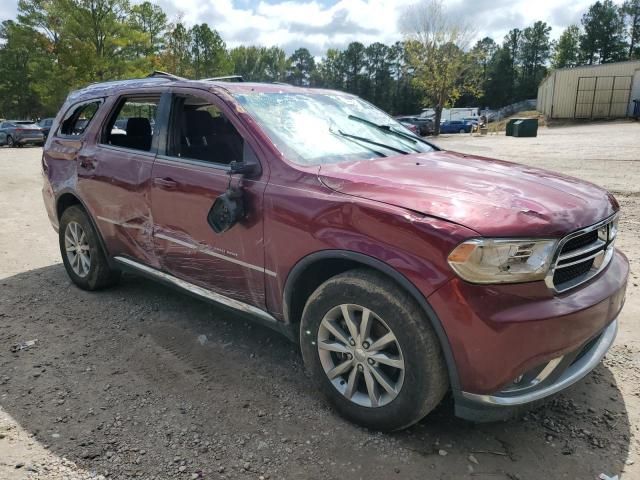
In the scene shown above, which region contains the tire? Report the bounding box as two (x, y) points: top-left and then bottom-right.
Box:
(300, 269), (448, 431)
(59, 205), (120, 290)
(7, 136), (14, 147)
(459, 128), (466, 134)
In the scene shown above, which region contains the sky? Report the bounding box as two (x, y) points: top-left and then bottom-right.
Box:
(0, 0), (627, 56)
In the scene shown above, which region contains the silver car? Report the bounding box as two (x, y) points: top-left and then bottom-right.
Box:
(0, 120), (45, 147)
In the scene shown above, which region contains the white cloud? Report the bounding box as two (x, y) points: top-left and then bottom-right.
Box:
(0, 0), (627, 56)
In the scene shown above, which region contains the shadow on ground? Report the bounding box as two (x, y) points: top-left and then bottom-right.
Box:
(0, 264), (631, 479)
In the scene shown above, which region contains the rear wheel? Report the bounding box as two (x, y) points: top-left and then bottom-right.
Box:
(59, 205), (120, 290)
(300, 269), (448, 431)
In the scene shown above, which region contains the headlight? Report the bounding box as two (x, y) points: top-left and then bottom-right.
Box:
(448, 238), (557, 284)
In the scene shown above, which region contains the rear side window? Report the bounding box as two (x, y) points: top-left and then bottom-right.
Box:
(103, 96), (160, 152)
(59, 101), (102, 136)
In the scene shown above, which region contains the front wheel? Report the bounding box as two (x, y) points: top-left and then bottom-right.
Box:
(300, 269), (448, 431)
(6, 136), (14, 147)
(59, 205), (120, 290)
(459, 128), (466, 134)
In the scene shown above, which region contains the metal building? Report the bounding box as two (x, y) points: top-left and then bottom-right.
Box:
(537, 60), (640, 119)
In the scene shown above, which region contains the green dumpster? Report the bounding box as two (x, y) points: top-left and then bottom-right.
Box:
(505, 118), (521, 136)
(512, 118), (538, 137)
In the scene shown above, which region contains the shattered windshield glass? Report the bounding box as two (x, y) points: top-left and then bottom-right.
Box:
(234, 92), (434, 166)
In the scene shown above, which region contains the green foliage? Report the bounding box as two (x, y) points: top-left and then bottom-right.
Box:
(190, 24), (231, 78)
(623, 0), (640, 58)
(287, 48), (315, 86)
(1, 0), (638, 120)
(483, 47), (516, 108)
(580, 0), (628, 64)
(518, 21), (552, 98)
(552, 25), (581, 68)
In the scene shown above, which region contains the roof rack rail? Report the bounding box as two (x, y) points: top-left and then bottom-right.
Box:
(147, 71), (185, 80)
(201, 75), (244, 82)
(272, 82), (292, 86)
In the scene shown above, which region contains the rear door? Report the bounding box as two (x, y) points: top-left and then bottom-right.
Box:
(149, 88), (269, 308)
(74, 92), (167, 267)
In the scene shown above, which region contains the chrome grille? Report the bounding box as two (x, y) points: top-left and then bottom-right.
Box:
(546, 215), (618, 293)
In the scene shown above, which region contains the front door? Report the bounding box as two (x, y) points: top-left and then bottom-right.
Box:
(149, 88), (269, 308)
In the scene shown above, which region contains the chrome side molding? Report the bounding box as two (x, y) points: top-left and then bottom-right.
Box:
(113, 256), (279, 326)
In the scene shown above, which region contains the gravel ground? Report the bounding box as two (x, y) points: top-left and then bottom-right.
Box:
(1, 120), (639, 480)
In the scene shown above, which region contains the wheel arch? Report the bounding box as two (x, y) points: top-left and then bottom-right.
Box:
(55, 190), (114, 265)
(283, 249), (460, 391)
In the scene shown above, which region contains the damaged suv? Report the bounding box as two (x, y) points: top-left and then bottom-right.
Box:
(42, 73), (628, 431)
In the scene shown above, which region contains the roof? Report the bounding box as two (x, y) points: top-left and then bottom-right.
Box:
(66, 76), (350, 103)
(550, 59), (640, 73)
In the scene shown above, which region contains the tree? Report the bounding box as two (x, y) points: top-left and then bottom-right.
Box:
(261, 46), (288, 82)
(503, 29), (522, 70)
(316, 48), (345, 90)
(623, 0), (640, 58)
(580, 0), (627, 64)
(342, 42), (367, 94)
(483, 47), (516, 108)
(162, 22), (192, 77)
(0, 20), (48, 118)
(400, 0), (476, 134)
(190, 23), (230, 79)
(287, 48), (315, 86)
(60, 0), (134, 80)
(471, 37), (497, 81)
(129, 1), (167, 56)
(17, 0), (63, 52)
(364, 42), (392, 109)
(518, 21), (551, 98)
(552, 25), (581, 68)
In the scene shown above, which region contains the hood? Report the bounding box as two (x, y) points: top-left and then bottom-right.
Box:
(318, 151), (618, 237)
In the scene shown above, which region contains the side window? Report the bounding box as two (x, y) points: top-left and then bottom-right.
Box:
(59, 101), (101, 136)
(167, 94), (247, 166)
(103, 96), (160, 152)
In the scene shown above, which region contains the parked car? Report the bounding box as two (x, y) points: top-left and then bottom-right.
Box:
(399, 121), (419, 134)
(0, 120), (45, 147)
(42, 76), (628, 431)
(439, 120), (473, 134)
(395, 115), (434, 136)
(38, 117), (55, 137)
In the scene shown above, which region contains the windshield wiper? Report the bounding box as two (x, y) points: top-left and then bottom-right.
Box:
(329, 129), (387, 157)
(347, 115), (425, 151)
(334, 129), (409, 155)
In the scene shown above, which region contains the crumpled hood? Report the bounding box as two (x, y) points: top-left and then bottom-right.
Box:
(319, 151), (618, 237)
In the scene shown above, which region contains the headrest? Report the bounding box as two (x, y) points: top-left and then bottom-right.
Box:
(126, 117), (151, 137)
(184, 110), (214, 138)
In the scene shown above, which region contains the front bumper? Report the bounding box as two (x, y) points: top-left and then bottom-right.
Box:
(456, 317), (618, 421)
(428, 249), (628, 421)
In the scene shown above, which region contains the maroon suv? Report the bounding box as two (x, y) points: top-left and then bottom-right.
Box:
(42, 73), (628, 430)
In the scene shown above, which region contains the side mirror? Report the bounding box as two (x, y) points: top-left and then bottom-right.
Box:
(207, 189), (244, 234)
(229, 161), (257, 176)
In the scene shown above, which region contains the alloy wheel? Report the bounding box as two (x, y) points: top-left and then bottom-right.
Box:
(317, 304), (405, 408)
(64, 221), (91, 277)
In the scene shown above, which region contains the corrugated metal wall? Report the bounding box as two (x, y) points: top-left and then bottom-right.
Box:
(537, 60), (640, 119)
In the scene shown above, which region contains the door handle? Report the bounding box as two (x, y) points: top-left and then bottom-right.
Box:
(153, 177), (178, 189)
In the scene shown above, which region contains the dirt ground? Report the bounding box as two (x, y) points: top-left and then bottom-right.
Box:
(1, 120), (639, 480)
